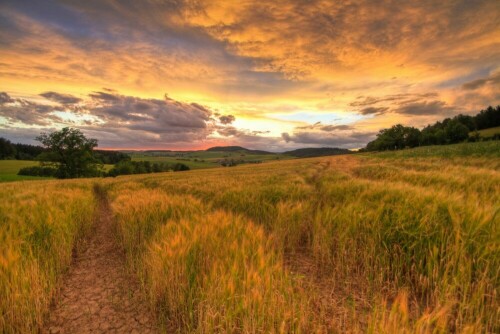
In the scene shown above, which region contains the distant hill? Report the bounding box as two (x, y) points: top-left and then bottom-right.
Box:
(206, 145), (353, 157)
(283, 147), (352, 158)
(205, 146), (274, 155)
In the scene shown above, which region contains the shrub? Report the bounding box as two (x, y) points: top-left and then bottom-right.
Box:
(17, 166), (57, 177)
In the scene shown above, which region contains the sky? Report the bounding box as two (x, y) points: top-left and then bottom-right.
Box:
(0, 0), (499, 151)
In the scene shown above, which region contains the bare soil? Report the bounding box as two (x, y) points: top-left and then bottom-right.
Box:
(43, 189), (158, 334)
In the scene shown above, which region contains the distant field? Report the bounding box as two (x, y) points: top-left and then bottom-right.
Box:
(0, 160), (51, 182)
(129, 150), (289, 169)
(474, 126), (500, 138)
(370, 140), (500, 159)
(130, 155), (218, 169)
(2, 141), (499, 333)
(0, 160), (114, 182)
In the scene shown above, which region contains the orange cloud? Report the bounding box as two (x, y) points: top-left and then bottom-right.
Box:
(0, 0), (499, 150)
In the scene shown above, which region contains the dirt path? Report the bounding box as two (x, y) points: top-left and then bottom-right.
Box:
(43, 188), (158, 334)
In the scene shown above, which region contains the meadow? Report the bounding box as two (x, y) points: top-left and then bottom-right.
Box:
(1, 141), (499, 333)
(0, 160), (114, 182)
(0, 160), (50, 182)
(129, 149), (289, 169)
(475, 126), (500, 139)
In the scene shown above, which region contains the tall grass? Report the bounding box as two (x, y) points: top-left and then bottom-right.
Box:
(2, 141), (498, 332)
(111, 187), (314, 332)
(0, 181), (95, 333)
(117, 142), (499, 332)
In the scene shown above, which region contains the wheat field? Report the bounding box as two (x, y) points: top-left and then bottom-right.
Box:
(1, 142), (499, 333)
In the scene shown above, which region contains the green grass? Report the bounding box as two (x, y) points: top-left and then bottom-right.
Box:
(130, 156), (218, 169)
(0, 160), (52, 182)
(129, 150), (290, 170)
(2, 141), (499, 332)
(366, 140), (500, 159)
(0, 160), (114, 182)
(474, 126), (500, 138)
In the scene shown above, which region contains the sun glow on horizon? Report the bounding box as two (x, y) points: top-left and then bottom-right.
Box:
(0, 1), (499, 150)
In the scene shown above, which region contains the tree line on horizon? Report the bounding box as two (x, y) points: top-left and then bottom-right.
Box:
(1, 128), (189, 179)
(0, 136), (130, 164)
(363, 105), (500, 151)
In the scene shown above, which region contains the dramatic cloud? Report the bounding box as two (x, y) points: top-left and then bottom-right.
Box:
(218, 114), (235, 124)
(0, 1), (499, 149)
(394, 101), (453, 116)
(40, 91), (82, 104)
(281, 120), (376, 149)
(297, 122), (354, 131)
(1, 90), (225, 147)
(0, 92), (14, 104)
(0, 92), (58, 125)
(359, 107), (389, 115)
(462, 72), (500, 90)
(86, 91), (215, 144)
(281, 131), (375, 148)
(217, 126), (242, 137)
(350, 93), (439, 108)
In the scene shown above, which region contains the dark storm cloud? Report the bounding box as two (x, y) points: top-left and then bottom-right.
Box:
(40, 91), (82, 104)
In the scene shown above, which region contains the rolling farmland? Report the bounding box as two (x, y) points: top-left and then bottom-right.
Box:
(1, 141), (499, 333)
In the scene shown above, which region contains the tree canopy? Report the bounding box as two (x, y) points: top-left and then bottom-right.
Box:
(36, 127), (100, 178)
(365, 105), (499, 151)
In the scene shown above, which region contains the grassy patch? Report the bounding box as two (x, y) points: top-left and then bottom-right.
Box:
(0, 180), (96, 333)
(365, 140), (500, 159)
(0, 160), (114, 182)
(129, 150), (291, 170)
(474, 126), (500, 138)
(3, 141), (499, 332)
(0, 160), (52, 182)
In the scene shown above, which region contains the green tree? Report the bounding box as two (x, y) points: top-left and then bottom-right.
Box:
(366, 125), (421, 151)
(36, 127), (100, 178)
(445, 120), (469, 143)
(0, 137), (16, 159)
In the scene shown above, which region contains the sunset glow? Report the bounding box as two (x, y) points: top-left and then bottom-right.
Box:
(1, 0), (499, 150)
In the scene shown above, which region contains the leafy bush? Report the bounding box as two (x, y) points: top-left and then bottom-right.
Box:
(107, 161), (190, 177)
(17, 166), (57, 177)
(366, 105), (500, 151)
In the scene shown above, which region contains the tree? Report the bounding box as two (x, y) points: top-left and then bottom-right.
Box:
(36, 128), (100, 178)
(445, 119), (469, 143)
(403, 126), (421, 147)
(475, 106), (500, 130)
(366, 124), (422, 151)
(455, 114), (476, 131)
(0, 137), (16, 159)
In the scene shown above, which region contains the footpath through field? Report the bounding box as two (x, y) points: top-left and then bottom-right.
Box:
(43, 186), (158, 334)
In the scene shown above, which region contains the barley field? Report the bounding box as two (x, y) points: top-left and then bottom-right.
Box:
(1, 141), (499, 333)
